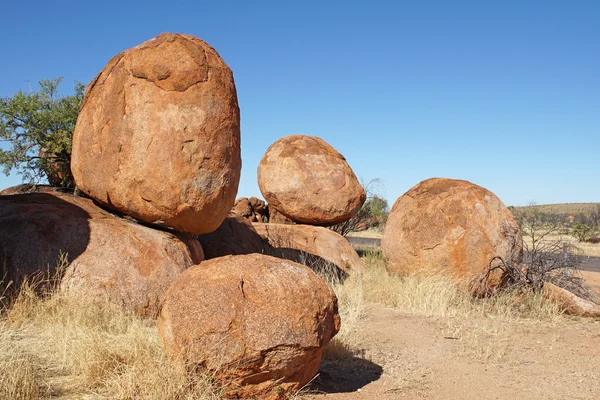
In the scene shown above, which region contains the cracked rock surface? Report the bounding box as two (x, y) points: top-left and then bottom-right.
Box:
(258, 135), (365, 226)
(0, 187), (203, 318)
(381, 178), (521, 286)
(158, 254), (340, 399)
(71, 32), (241, 235)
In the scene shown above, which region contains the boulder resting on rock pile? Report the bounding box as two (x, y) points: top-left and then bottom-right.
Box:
(71, 32), (241, 235)
(158, 254), (340, 399)
(258, 134), (365, 225)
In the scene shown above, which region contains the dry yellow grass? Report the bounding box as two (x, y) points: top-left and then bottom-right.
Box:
(346, 229), (383, 239)
(352, 250), (564, 321)
(516, 202), (599, 216)
(521, 233), (600, 257)
(0, 280), (221, 400)
(1, 250), (571, 399)
(321, 249), (566, 375)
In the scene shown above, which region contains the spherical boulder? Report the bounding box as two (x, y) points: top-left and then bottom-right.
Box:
(158, 254), (340, 399)
(381, 178), (522, 286)
(258, 135), (365, 225)
(71, 32), (241, 235)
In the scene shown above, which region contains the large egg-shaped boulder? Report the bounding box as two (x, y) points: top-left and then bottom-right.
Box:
(71, 32), (241, 235)
(381, 178), (522, 286)
(158, 254), (340, 399)
(258, 135), (365, 225)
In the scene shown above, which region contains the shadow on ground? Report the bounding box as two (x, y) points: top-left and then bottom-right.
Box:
(310, 356), (383, 393)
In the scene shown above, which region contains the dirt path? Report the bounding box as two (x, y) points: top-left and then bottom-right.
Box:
(310, 306), (600, 399)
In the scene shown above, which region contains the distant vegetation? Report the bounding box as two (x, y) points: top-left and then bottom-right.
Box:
(512, 202), (600, 244)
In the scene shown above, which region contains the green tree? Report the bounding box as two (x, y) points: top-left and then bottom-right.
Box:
(330, 179), (390, 237)
(0, 78), (84, 188)
(572, 223), (593, 242)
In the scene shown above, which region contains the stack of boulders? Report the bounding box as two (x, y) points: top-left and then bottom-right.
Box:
(257, 134), (366, 226)
(0, 33), (342, 398)
(215, 134), (368, 277)
(250, 134), (367, 275)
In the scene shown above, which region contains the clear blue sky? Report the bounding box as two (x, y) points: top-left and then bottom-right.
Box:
(1, 0), (598, 206)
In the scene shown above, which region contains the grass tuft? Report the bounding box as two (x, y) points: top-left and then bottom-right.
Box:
(0, 279), (221, 399)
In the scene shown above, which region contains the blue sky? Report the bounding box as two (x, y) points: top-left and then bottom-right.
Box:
(1, 0), (598, 206)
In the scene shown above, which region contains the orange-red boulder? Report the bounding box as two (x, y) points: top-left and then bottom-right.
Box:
(381, 178), (522, 286)
(0, 188), (202, 318)
(543, 282), (600, 317)
(71, 33), (241, 235)
(158, 254), (340, 399)
(269, 207), (292, 224)
(231, 196), (269, 223)
(253, 223), (364, 275)
(258, 135), (365, 225)
(198, 213), (265, 259)
(232, 197), (253, 220)
(0, 184), (60, 195)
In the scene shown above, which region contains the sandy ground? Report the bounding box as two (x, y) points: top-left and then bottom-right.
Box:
(308, 305), (600, 400)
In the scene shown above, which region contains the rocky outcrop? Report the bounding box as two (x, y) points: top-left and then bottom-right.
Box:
(580, 270), (600, 301)
(158, 254), (340, 399)
(381, 178), (522, 286)
(258, 135), (365, 225)
(232, 196), (269, 222)
(0, 188), (202, 318)
(253, 223), (364, 276)
(543, 282), (600, 317)
(71, 32), (241, 235)
(269, 207), (292, 224)
(198, 213), (265, 259)
(0, 184), (63, 195)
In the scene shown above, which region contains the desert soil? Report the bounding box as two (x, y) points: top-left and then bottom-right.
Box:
(309, 306), (600, 400)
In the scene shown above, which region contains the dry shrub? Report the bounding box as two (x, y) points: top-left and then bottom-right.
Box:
(355, 249), (565, 321)
(0, 278), (221, 399)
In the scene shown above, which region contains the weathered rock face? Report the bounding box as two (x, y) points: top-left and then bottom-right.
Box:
(0, 188), (202, 318)
(232, 196), (269, 222)
(381, 178), (522, 286)
(258, 135), (365, 225)
(253, 223), (364, 276)
(580, 271), (600, 301)
(71, 33), (241, 235)
(158, 254), (340, 399)
(0, 184), (62, 195)
(232, 197), (253, 220)
(269, 207), (292, 224)
(543, 282), (600, 317)
(198, 213), (265, 259)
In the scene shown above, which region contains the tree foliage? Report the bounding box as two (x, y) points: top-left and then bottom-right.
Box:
(0, 78), (84, 188)
(572, 223), (594, 243)
(330, 179), (390, 237)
